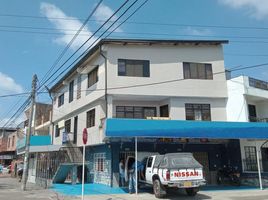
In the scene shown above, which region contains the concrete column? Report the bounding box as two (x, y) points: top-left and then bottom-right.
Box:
(71, 165), (77, 185)
(107, 95), (113, 118)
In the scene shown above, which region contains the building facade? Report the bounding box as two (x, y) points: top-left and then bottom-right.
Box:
(227, 76), (268, 179)
(48, 39), (248, 187)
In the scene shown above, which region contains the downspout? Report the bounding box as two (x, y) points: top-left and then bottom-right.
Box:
(99, 45), (108, 118)
(99, 45), (112, 186)
(45, 86), (54, 145)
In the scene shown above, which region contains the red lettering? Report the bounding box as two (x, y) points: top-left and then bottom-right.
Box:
(194, 171), (198, 176)
(186, 172), (189, 177)
(182, 172), (185, 177)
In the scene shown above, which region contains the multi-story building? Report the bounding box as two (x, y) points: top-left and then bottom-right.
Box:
(49, 39), (250, 186)
(227, 76), (268, 184)
(0, 127), (17, 165)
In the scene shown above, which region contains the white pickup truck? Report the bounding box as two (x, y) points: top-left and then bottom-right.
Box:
(126, 153), (206, 198)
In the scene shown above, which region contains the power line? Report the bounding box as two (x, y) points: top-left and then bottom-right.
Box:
(38, 0), (104, 87)
(0, 92), (31, 98)
(38, 0), (139, 91)
(3, 13), (268, 31)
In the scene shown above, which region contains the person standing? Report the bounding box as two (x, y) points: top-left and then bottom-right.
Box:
(119, 159), (125, 187)
(128, 160), (144, 194)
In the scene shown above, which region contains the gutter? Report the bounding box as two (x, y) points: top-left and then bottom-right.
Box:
(99, 45), (108, 118)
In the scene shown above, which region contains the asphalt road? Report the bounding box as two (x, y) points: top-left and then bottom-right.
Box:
(1, 176), (268, 200)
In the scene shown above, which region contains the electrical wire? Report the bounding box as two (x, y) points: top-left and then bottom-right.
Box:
(38, 0), (104, 87)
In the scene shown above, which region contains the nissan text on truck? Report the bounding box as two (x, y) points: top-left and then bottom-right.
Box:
(125, 152), (206, 198)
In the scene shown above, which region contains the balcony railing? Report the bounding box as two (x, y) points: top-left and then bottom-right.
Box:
(242, 159), (268, 172)
(249, 116), (268, 122)
(249, 77), (268, 91)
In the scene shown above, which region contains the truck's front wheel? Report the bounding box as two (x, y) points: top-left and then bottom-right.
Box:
(153, 179), (166, 198)
(186, 188), (198, 196)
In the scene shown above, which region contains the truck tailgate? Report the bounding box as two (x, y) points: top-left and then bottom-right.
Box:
(170, 168), (203, 181)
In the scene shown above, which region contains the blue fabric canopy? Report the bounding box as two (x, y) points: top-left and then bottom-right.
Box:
(105, 118), (268, 139)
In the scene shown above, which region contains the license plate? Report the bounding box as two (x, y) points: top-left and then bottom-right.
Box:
(184, 181), (192, 187)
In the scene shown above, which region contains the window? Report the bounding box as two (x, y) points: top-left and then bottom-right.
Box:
(94, 153), (106, 172)
(88, 67), (98, 88)
(183, 62), (213, 80)
(86, 109), (95, 128)
(12, 136), (15, 147)
(77, 75), (82, 99)
(116, 106), (156, 119)
(8, 138), (10, 148)
(55, 125), (60, 137)
(160, 105), (169, 117)
(185, 104), (211, 121)
(244, 146), (257, 171)
(248, 104), (257, 122)
(147, 157), (153, 168)
(69, 80), (74, 103)
(118, 59), (150, 77)
(65, 119), (71, 133)
(58, 94), (64, 107)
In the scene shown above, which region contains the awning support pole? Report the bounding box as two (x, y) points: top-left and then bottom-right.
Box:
(135, 137), (138, 195)
(257, 149), (263, 190)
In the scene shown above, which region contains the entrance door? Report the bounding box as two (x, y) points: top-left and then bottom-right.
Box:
(73, 116), (78, 144)
(193, 152), (210, 183)
(145, 156), (154, 184)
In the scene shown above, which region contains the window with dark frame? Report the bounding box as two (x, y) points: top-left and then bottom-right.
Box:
(64, 119), (71, 133)
(55, 125), (60, 137)
(244, 146), (257, 171)
(69, 80), (74, 103)
(58, 94), (64, 107)
(118, 59), (150, 77)
(160, 105), (169, 117)
(88, 67), (98, 88)
(12, 135), (15, 147)
(116, 106), (156, 119)
(183, 62), (213, 80)
(77, 75), (82, 99)
(185, 104), (211, 121)
(86, 109), (95, 128)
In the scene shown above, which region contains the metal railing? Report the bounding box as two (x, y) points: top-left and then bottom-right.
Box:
(249, 116), (268, 122)
(249, 77), (268, 91)
(242, 159), (268, 172)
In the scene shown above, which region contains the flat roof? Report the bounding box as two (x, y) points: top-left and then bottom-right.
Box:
(50, 38), (229, 92)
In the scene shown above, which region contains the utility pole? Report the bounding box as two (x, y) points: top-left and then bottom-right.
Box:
(21, 74), (37, 191)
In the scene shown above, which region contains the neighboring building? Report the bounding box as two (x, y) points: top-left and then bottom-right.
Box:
(49, 39), (246, 186)
(16, 102), (60, 184)
(0, 127), (17, 165)
(227, 76), (268, 177)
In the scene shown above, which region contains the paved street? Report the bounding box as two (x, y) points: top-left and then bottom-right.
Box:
(1, 176), (268, 200)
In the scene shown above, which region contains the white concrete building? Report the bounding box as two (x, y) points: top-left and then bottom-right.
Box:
(49, 39), (243, 186)
(50, 39), (229, 146)
(227, 76), (268, 173)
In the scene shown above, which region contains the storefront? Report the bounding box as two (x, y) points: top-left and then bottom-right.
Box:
(88, 118), (268, 189)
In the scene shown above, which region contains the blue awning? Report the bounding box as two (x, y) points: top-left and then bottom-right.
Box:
(105, 118), (268, 139)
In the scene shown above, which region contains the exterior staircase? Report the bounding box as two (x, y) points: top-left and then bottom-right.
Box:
(52, 142), (87, 184)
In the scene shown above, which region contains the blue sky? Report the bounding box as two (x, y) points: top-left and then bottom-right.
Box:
(1, 0), (268, 126)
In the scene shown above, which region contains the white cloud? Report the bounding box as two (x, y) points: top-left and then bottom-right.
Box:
(93, 3), (123, 33)
(40, 2), (97, 50)
(0, 72), (23, 95)
(183, 27), (213, 36)
(219, 0), (268, 19)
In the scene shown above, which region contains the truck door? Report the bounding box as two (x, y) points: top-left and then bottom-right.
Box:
(145, 156), (154, 184)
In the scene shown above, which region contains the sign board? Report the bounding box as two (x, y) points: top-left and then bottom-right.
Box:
(82, 128), (88, 145)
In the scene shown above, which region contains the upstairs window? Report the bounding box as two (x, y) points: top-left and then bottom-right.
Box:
(58, 94), (64, 107)
(69, 80), (74, 103)
(77, 75), (82, 99)
(183, 62), (213, 80)
(88, 67), (98, 88)
(185, 103), (211, 121)
(86, 109), (95, 128)
(65, 119), (71, 133)
(118, 59), (150, 77)
(116, 106), (156, 119)
(55, 125), (60, 137)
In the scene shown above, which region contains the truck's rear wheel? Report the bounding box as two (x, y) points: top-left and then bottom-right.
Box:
(153, 179), (166, 198)
(186, 188), (198, 196)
